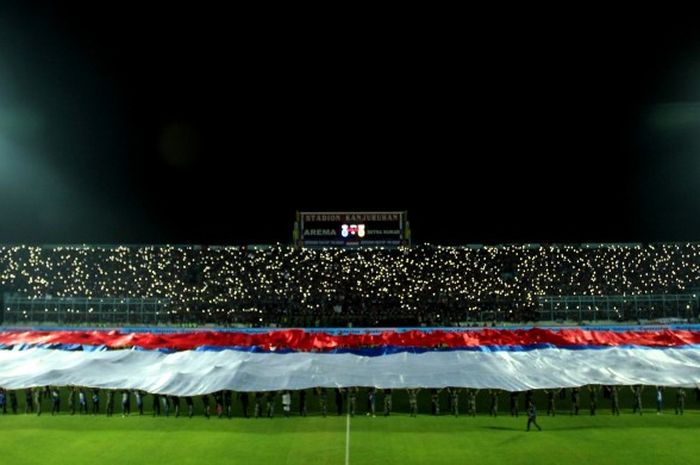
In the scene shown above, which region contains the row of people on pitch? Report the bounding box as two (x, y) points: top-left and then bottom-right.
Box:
(259, 388), (480, 418)
(504, 386), (688, 417)
(541, 386), (687, 416)
(0, 385), (690, 417)
(0, 387), (230, 418)
(0, 387), (397, 418)
(250, 388), (399, 418)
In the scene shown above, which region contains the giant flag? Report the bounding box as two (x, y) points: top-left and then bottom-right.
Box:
(0, 326), (699, 395)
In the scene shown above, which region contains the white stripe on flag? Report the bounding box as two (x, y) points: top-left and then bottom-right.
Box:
(0, 347), (699, 395)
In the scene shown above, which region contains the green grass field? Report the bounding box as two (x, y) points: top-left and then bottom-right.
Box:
(1, 408), (697, 465)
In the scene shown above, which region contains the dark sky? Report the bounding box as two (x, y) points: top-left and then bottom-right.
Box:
(2, 5), (700, 245)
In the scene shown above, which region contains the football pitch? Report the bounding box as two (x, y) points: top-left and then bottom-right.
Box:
(1, 410), (697, 465)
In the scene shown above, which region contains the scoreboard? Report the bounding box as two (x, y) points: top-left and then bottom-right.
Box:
(295, 211), (409, 248)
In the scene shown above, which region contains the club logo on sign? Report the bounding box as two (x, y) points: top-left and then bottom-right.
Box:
(340, 224), (366, 238)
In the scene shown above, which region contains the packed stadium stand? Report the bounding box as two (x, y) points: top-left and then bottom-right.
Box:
(1, 243), (699, 327)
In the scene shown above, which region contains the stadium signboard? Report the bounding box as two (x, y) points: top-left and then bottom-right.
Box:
(295, 211), (409, 248)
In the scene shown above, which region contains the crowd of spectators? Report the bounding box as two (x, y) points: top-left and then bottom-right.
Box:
(0, 243), (699, 327)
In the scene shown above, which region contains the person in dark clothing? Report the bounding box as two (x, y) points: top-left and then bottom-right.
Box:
(224, 391), (232, 418)
(430, 388), (440, 415)
(35, 388), (43, 416)
(265, 391), (276, 418)
(299, 389), (307, 417)
(239, 392), (249, 418)
(335, 388), (344, 416)
(544, 389), (559, 416)
(316, 388), (327, 417)
(121, 390), (130, 416)
(106, 390), (114, 417)
(214, 391), (224, 418)
(67, 387), (75, 415)
(589, 385), (598, 415)
(152, 394), (161, 417)
(526, 401), (542, 431)
(185, 396), (194, 418)
(135, 391), (143, 416)
(383, 389), (393, 416)
(676, 388), (686, 415)
(655, 386), (664, 414)
(51, 388), (61, 415)
(172, 396), (181, 417)
(9, 391), (17, 414)
(570, 388), (580, 416)
(466, 389), (477, 417)
(632, 385), (643, 415)
(348, 387), (358, 417)
(611, 386), (620, 416)
(161, 395), (170, 417)
(202, 394), (211, 419)
(366, 388), (376, 417)
(25, 388), (33, 414)
(407, 389), (420, 417)
(91, 389), (100, 415)
(447, 387), (459, 417)
(254, 392), (265, 418)
(510, 391), (519, 417)
(486, 390), (498, 417)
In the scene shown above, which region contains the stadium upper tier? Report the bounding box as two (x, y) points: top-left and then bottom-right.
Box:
(0, 243), (699, 327)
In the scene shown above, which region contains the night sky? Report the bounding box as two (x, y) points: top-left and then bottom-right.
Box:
(2, 5), (700, 245)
